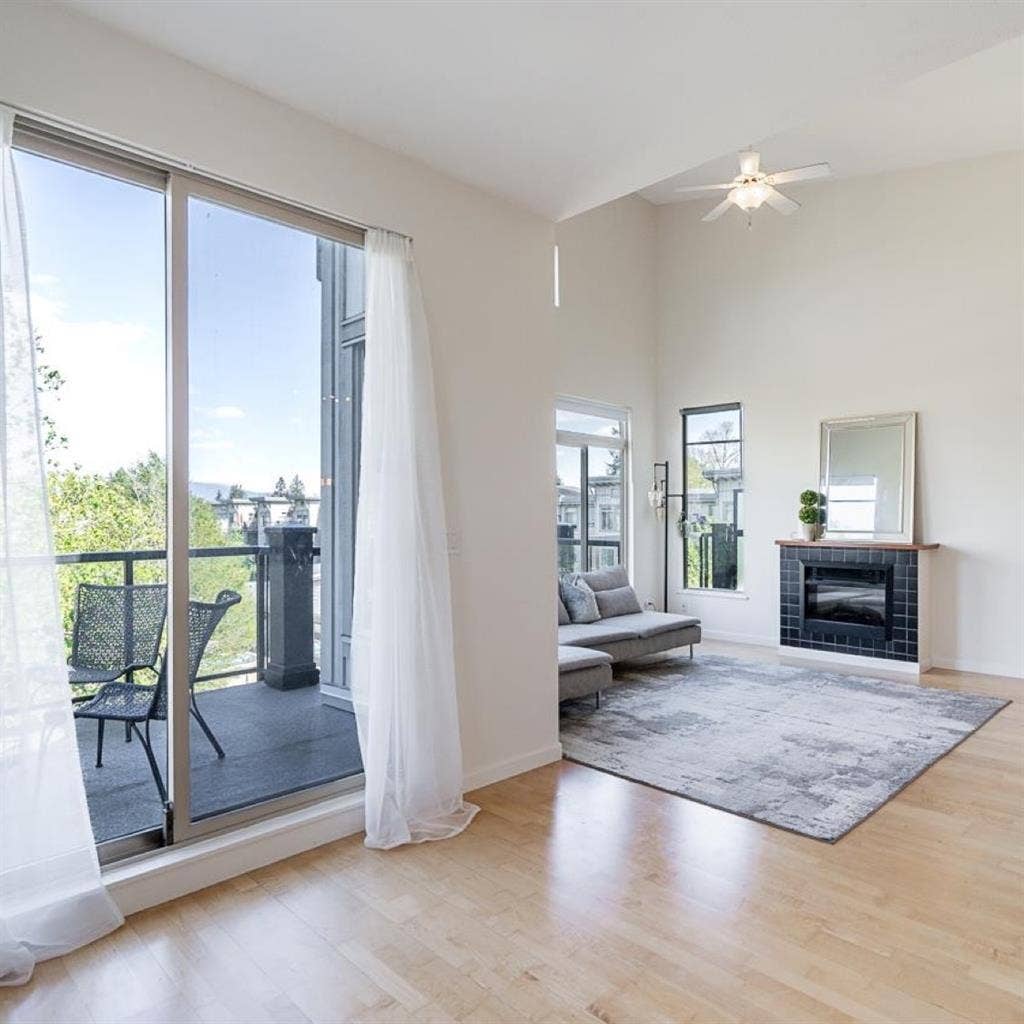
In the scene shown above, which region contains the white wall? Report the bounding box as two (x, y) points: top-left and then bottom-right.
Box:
(0, 3), (562, 782)
(554, 195), (660, 605)
(656, 152), (1024, 678)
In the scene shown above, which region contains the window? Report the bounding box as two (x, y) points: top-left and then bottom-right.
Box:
(681, 403), (743, 591)
(556, 401), (628, 573)
(14, 123), (365, 860)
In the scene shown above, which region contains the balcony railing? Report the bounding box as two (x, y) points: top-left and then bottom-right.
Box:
(557, 537), (621, 572)
(56, 535), (320, 692)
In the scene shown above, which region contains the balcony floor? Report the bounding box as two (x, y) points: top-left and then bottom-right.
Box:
(76, 681), (363, 844)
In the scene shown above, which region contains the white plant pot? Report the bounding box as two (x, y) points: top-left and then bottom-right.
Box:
(800, 522), (818, 541)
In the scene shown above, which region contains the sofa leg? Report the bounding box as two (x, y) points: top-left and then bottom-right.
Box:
(595, 690), (601, 709)
(690, 644), (694, 659)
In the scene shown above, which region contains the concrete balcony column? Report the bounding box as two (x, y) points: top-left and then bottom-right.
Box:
(263, 524), (319, 690)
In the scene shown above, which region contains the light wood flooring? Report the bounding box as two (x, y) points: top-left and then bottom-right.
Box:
(4, 642), (1022, 1023)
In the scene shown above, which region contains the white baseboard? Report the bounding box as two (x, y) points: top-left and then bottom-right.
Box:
(779, 645), (923, 676)
(464, 741), (563, 793)
(103, 742), (564, 918)
(104, 790), (366, 917)
(700, 628), (777, 648)
(931, 654), (1024, 680)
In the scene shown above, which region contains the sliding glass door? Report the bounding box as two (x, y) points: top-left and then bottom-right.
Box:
(183, 186), (364, 826)
(13, 125), (365, 859)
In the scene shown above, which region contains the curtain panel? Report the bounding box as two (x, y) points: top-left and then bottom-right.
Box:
(351, 228), (478, 850)
(0, 106), (122, 986)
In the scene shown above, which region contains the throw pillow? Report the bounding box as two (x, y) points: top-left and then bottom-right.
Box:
(580, 564), (630, 593)
(559, 573), (600, 624)
(557, 594), (570, 626)
(595, 585), (642, 618)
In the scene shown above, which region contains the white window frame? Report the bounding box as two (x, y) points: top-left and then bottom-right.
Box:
(555, 397), (631, 576)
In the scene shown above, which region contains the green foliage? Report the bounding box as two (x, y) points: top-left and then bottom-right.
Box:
(798, 505), (819, 524)
(51, 452), (256, 683)
(799, 489), (821, 507)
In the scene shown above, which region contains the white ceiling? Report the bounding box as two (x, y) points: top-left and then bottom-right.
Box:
(68, 1), (1024, 220)
(641, 36), (1024, 205)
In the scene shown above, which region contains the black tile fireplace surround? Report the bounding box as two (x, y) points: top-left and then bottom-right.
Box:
(780, 545), (919, 662)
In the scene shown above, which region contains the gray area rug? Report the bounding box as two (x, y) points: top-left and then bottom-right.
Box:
(560, 654), (1008, 841)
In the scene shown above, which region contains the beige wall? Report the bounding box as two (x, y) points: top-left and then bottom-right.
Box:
(554, 196), (660, 605)
(0, 2), (562, 780)
(656, 152), (1024, 678)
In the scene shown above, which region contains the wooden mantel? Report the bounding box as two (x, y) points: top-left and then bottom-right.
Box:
(775, 539), (939, 551)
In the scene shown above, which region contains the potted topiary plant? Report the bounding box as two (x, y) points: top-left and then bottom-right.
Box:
(798, 489), (821, 541)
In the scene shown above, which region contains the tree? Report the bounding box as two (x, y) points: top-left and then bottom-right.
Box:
(286, 475), (306, 502)
(229, 483), (245, 499)
(272, 476), (288, 497)
(49, 453), (256, 684)
(35, 335), (70, 467)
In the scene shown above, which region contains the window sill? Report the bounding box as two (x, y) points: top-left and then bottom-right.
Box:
(678, 588), (749, 601)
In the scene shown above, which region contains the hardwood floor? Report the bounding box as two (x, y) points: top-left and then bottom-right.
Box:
(4, 643), (1022, 1023)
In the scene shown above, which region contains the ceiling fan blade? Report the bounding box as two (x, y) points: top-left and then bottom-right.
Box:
(738, 150), (760, 176)
(702, 196), (734, 222)
(674, 182), (733, 193)
(763, 186), (800, 214)
(767, 162), (831, 186)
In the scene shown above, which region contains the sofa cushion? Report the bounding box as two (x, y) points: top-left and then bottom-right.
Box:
(558, 645), (613, 672)
(559, 574), (600, 624)
(579, 565), (630, 593)
(558, 620), (643, 647)
(594, 585), (642, 618)
(605, 611), (701, 639)
(557, 594), (570, 626)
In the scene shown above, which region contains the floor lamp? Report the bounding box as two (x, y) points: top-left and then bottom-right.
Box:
(649, 461), (685, 612)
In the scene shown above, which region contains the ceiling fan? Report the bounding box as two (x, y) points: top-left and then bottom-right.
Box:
(676, 150), (831, 224)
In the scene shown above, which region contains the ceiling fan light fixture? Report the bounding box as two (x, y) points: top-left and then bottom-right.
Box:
(732, 181), (770, 211)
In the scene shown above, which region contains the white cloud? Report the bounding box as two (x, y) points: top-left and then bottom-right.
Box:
(211, 405), (246, 420)
(31, 288), (165, 475)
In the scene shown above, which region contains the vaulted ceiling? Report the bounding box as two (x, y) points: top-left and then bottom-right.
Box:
(69, 1), (1024, 220)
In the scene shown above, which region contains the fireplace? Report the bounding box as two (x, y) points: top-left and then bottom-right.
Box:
(799, 560), (893, 640)
(778, 540), (934, 669)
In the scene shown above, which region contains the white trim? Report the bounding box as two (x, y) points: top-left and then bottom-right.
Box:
(679, 588), (749, 601)
(463, 742), (563, 792)
(931, 655), (1024, 680)
(700, 628), (776, 646)
(555, 395), (630, 423)
(778, 644), (925, 676)
(104, 789), (367, 916)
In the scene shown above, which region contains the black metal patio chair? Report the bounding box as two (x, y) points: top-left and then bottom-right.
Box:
(67, 582), (167, 688)
(74, 590), (242, 802)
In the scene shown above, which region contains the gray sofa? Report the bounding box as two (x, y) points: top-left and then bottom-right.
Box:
(557, 566), (701, 703)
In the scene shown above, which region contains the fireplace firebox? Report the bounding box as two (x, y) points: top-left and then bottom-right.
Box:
(799, 560), (893, 640)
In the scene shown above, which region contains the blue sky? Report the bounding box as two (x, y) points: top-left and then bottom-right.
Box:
(16, 149), (328, 496)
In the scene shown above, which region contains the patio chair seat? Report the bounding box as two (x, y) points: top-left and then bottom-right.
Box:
(74, 682), (157, 723)
(68, 665), (127, 686)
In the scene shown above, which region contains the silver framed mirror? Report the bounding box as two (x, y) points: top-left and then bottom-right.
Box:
(819, 412), (916, 543)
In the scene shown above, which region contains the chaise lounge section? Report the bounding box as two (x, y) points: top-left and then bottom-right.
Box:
(557, 566), (701, 702)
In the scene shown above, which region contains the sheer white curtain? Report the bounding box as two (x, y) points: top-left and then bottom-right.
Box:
(0, 106), (123, 986)
(351, 228), (478, 850)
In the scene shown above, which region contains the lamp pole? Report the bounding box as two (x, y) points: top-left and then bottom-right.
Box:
(652, 460), (685, 612)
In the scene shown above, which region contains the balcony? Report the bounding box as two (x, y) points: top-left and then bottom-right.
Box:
(59, 532), (363, 846)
